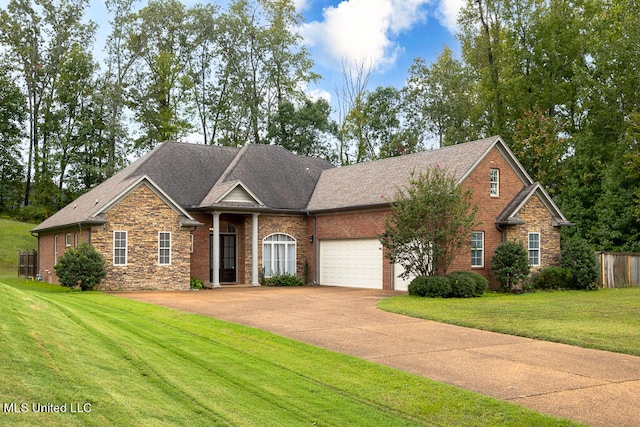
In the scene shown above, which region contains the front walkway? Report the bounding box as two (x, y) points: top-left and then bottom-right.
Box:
(117, 286), (640, 427)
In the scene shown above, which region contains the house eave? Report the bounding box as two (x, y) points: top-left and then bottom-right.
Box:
(30, 217), (108, 234)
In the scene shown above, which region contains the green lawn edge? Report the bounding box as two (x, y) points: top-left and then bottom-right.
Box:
(377, 290), (640, 356)
(0, 278), (581, 426)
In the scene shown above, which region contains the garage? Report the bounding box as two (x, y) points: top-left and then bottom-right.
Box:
(393, 263), (415, 292)
(319, 239), (383, 289)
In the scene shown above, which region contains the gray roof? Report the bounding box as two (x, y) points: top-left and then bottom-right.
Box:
(306, 136), (507, 212)
(32, 142), (333, 232)
(33, 136), (570, 233)
(497, 183), (573, 227)
(201, 144), (333, 210)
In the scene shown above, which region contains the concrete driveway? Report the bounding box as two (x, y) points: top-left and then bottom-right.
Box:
(116, 286), (640, 427)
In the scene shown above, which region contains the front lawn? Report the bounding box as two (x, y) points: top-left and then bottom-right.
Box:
(0, 278), (579, 426)
(378, 289), (640, 356)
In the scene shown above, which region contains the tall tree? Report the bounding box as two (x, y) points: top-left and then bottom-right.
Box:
(0, 0), (95, 207)
(267, 98), (337, 160)
(125, 0), (194, 151)
(0, 68), (26, 213)
(404, 48), (478, 148)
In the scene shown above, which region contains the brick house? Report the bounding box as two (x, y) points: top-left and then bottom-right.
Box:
(32, 136), (571, 291)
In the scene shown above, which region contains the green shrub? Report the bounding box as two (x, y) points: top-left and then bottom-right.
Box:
(190, 277), (204, 289)
(560, 237), (598, 290)
(531, 267), (572, 290)
(264, 273), (304, 287)
(408, 275), (452, 298)
(491, 241), (531, 292)
(448, 271), (488, 297)
(447, 272), (476, 298)
(408, 276), (428, 297)
(54, 243), (106, 291)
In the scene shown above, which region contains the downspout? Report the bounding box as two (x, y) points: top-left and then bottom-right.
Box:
(310, 214), (318, 285)
(495, 222), (506, 243)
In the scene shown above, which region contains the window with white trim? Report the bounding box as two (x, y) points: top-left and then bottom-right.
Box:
(528, 232), (540, 266)
(54, 235), (58, 265)
(490, 169), (499, 197)
(158, 232), (171, 265)
(65, 233), (71, 247)
(471, 231), (484, 267)
(263, 233), (296, 277)
(113, 231), (128, 266)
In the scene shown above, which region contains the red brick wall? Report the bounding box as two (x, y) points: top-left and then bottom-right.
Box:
(311, 209), (393, 289)
(309, 146), (533, 289)
(37, 228), (91, 284)
(449, 146), (528, 286)
(190, 213), (212, 283)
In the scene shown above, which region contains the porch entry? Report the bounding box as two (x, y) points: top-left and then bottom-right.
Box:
(210, 222), (237, 283)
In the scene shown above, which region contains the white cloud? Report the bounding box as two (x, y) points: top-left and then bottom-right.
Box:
(435, 0), (466, 33)
(300, 0), (431, 72)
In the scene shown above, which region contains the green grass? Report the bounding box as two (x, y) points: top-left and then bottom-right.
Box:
(378, 289), (640, 356)
(0, 218), (37, 272)
(0, 278), (579, 427)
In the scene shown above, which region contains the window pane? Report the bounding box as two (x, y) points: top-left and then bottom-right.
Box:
(287, 244), (296, 274)
(114, 231), (127, 265)
(264, 244), (272, 276)
(275, 243), (286, 275)
(471, 232), (483, 267)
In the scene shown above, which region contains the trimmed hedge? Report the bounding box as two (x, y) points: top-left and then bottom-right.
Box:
(408, 271), (488, 298)
(264, 273), (305, 287)
(531, 267), (572, 290)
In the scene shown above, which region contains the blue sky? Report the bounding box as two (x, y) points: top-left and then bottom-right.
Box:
(297, 0), (465, 101)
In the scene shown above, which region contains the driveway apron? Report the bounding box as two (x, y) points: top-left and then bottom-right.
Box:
(116, 286), (640, 427)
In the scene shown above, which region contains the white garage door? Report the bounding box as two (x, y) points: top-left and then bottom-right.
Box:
(319, 239), (383, 289)
(393, 263), (416, 292)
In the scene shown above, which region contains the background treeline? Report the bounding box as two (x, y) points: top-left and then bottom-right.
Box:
(0, 0), (638, 252)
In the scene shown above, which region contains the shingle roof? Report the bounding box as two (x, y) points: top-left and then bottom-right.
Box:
(32, 142), (334, 232)
(201, 144), (333, 210)
(306, 136), (503, 212)
(497, 182), (573, 227)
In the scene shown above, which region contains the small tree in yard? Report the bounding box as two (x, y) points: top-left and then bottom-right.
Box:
(381, 167), (479, 277)
(491, 241), (531, 291)
(55, 243), (106, 291)
(560, 237), (598, 290)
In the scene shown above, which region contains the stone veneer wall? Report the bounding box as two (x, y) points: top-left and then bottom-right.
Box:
(91, 183), (192, 291)
(503, 194), (562, 271)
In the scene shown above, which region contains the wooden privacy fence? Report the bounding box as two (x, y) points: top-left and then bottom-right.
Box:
(596, 252), (640, 288)
(18, 250), (38, 278)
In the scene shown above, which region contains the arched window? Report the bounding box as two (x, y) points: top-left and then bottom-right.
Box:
(263, 233), (296, 277)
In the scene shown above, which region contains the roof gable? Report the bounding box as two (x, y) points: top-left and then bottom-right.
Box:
(497, 183), (572, 227)
(200, 144), (332, 210)
(307, 136), (528, 212)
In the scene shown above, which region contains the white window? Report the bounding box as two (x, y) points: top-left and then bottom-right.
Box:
(471, 231), (484, 267)
(54, 235), (58, 264)
(490, 169), (500, 197)
(113, 231), (128, 266)
(74, 232), (79, 247)
(65, 233), (71, 247)
(263, 233), (296, 277)
(528, 233), (540, 266)
(158, 232), (171, 265)
(190, 234), (194, 253)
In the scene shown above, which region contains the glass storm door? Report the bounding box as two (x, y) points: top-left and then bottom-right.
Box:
(220, 234), (237, 282)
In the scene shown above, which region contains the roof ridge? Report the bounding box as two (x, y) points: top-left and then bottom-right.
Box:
(214, 144), (249, 186)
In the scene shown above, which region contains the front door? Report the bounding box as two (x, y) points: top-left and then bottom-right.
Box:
(220, 234), (237, 282)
